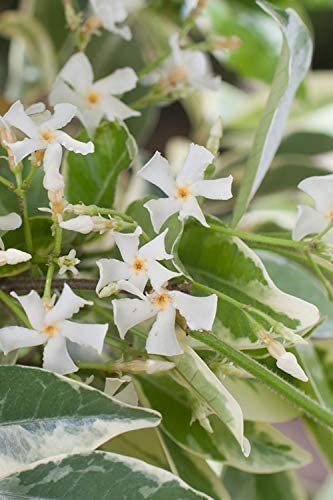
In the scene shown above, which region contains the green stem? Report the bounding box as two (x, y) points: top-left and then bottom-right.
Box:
(305, 251), (333, 301)
(0, 290), (30, 327)
(14, 170), (33, 254)
(190, 330), (333, 430)
(67, 204), (135, 224)
(43, 225), (63, 300)
(0, 175), (15, 191)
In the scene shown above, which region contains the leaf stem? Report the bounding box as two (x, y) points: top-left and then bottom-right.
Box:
(14, 170), (33, 254)
(43, 225), (63, 300)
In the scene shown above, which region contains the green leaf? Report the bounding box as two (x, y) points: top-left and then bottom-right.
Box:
(0, 366), (160, 477)
(232, 0), (313, 226)
(0, 451), (211, 499)
(177, 221), (319, 348)
(65, 121), (137, 208)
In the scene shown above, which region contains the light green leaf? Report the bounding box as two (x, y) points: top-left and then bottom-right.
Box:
(0, 451), (211, 499)
(0, 366), (160, 478)
(232, 0), (313, 226)
(65, 121), (137, 208)
(177, 221), (319, 348)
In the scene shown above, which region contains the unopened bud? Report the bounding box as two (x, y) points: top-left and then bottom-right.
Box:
(206, 117), (223, 155)
(212, 36), (241, 51)
(98, 282), (119, 298)
(48, 189), (66, 218)
(115, 359), (175, 374)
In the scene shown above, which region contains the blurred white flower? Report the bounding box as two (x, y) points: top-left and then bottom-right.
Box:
(144, 33), (221, 92)
(113, 281), (217, 356)
(58, 249), (80, 275)
(293, 174), (333, 243)
(0, 284), (108, 375)
(0, 248), (31, 266)
(4, 101), (94, 191)
(60, 215), (115, 234)
(138, 143), (233, 232)
(0, 213), (22, 250)
(89, 0), (132, 40)
(50, 53), (139, 137)
(97, 227), (180, 296)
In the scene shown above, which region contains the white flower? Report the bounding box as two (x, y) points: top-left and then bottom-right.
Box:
(0, 213), (22, 249)
(0, 248), (31, 266)
(60, 215), (114, 234)
(58, 249), (80, 275)
(144, 34), (221, 92)
(4, 100), (94, 191)
(113, 281), (217, 356)
(293, 174), (333, 243)
(267, 339), (308, 382)
(0, 284), (108, 375)
(49, 53), (139, 137)
(97, 227), (180, 296)
(138, 143), (233, 232)
(89, 0), (132, 40)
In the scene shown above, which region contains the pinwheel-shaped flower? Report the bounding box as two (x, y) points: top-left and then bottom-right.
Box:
(89, 0), (132, 40)
(293, 174), (333, 243)
(144, 34), (221, 92)
(50, 53), (139, 137)
(0, 213), (31, 265)
(97, 227), (180, 296)
(0, 285), (108, 374)
(138, 143), (233, 232)
(4, 101), (94, 191)
(113, 279), (217, 356)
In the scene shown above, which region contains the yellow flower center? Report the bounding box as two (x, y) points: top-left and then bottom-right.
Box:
(132, 257), (148, 274)
(176, 185), (191, 201)
(42, 323), (58, 336)
(41, 130), (55, 143)
(326, 209), (333, 219)
(87, 91), (101, 106)
(152, 292), (172, 311)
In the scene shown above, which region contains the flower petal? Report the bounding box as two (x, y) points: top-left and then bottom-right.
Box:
(60, 215), (95, 234)
(0, 248), (31, 266)
(177, 143), (214, 186)
(146, 307), (182, 356)
(96, 258), (131, 293)
(56, 131), (94, 155)
(7, 138), (45, 165)
(113, 227), (141, 263)
(94, 67), (138, 95)
(127, 272), (149, 293)
(0, 213), (21, 231)
(56, 52), (94, 95)
(171, 291), (217, 331)
(90, 0), (131, 40)
(292, 205), (327, 241)
(276, 352), (308, 382)
(144, 198), (180, 233)
(103, 96), (140, 121)
(113, 297), (156, 339)
(46, 284), (92, 323)
(298, 174), (333, 214)
(179, 196), (208, 226)
(49, 79), (85, 110)
(43, 142), (64, 191)
(0, 326), (45, 354)
(139, 229), (172, 261)
(42, 103), (77, 131)
(184, 50), (221, 91)
(194, 175), (233, 200)
(147, 261), (181, 291)
(43, 335), (77, 374)
(61, 320), (108, 354)
(138, 151), (176, 196)
(25, 102), (46, 115)
(11, 290), (45, 330)
(4, 100), (38, 138)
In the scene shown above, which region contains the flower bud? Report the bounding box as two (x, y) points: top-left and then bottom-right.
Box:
(115, 359), (175, 374)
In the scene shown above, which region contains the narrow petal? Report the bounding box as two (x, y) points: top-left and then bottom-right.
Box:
(4, 100), (38, 138)
(42, 103), (77, 130)
(276, 352), (308, 382)
(0, 326), (45, 354)
(77, 107), (105, 137)
(148, 261), (181, 291)
(180, 196), (208, 226)
(46, 284), (91, 323)
(7, 138), (45, 165)
(146, 307), (182, 356)
(96, 258), (131, 293)
(185, 51), (221, 91)
(194, 175), (233, 200)
(60, 215), (95, 234)
(169, 33), (182, 66)
(56, 52), (94, 95)
(177, 143), (214, 185)
(298, 174), (333, 214)
(138, 152), (176, 196)
(127, 272), (149, 293)
(0, 248), (31, 265)
(104, 96), (140, 121)
(94, 67), (138, 95)
(292, 205), (327, 241)
(144, 198), (180, 233)
(43, 143), (64, 191)
(139, 229), (172, 261)
(43, 335), (77, 374)
(49, 79), (85, 110)
(25, 102), (46, 115)
(113, 297), (156, 339)
(61, 320), (108, 354)
(56, 131), (94, 155)
(116, 279), (146, 299)
(11, 290), (45, 330)
(171, 291), (217, 331)
(114, 227), (141, 263)
(0, 213), (21, 231)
